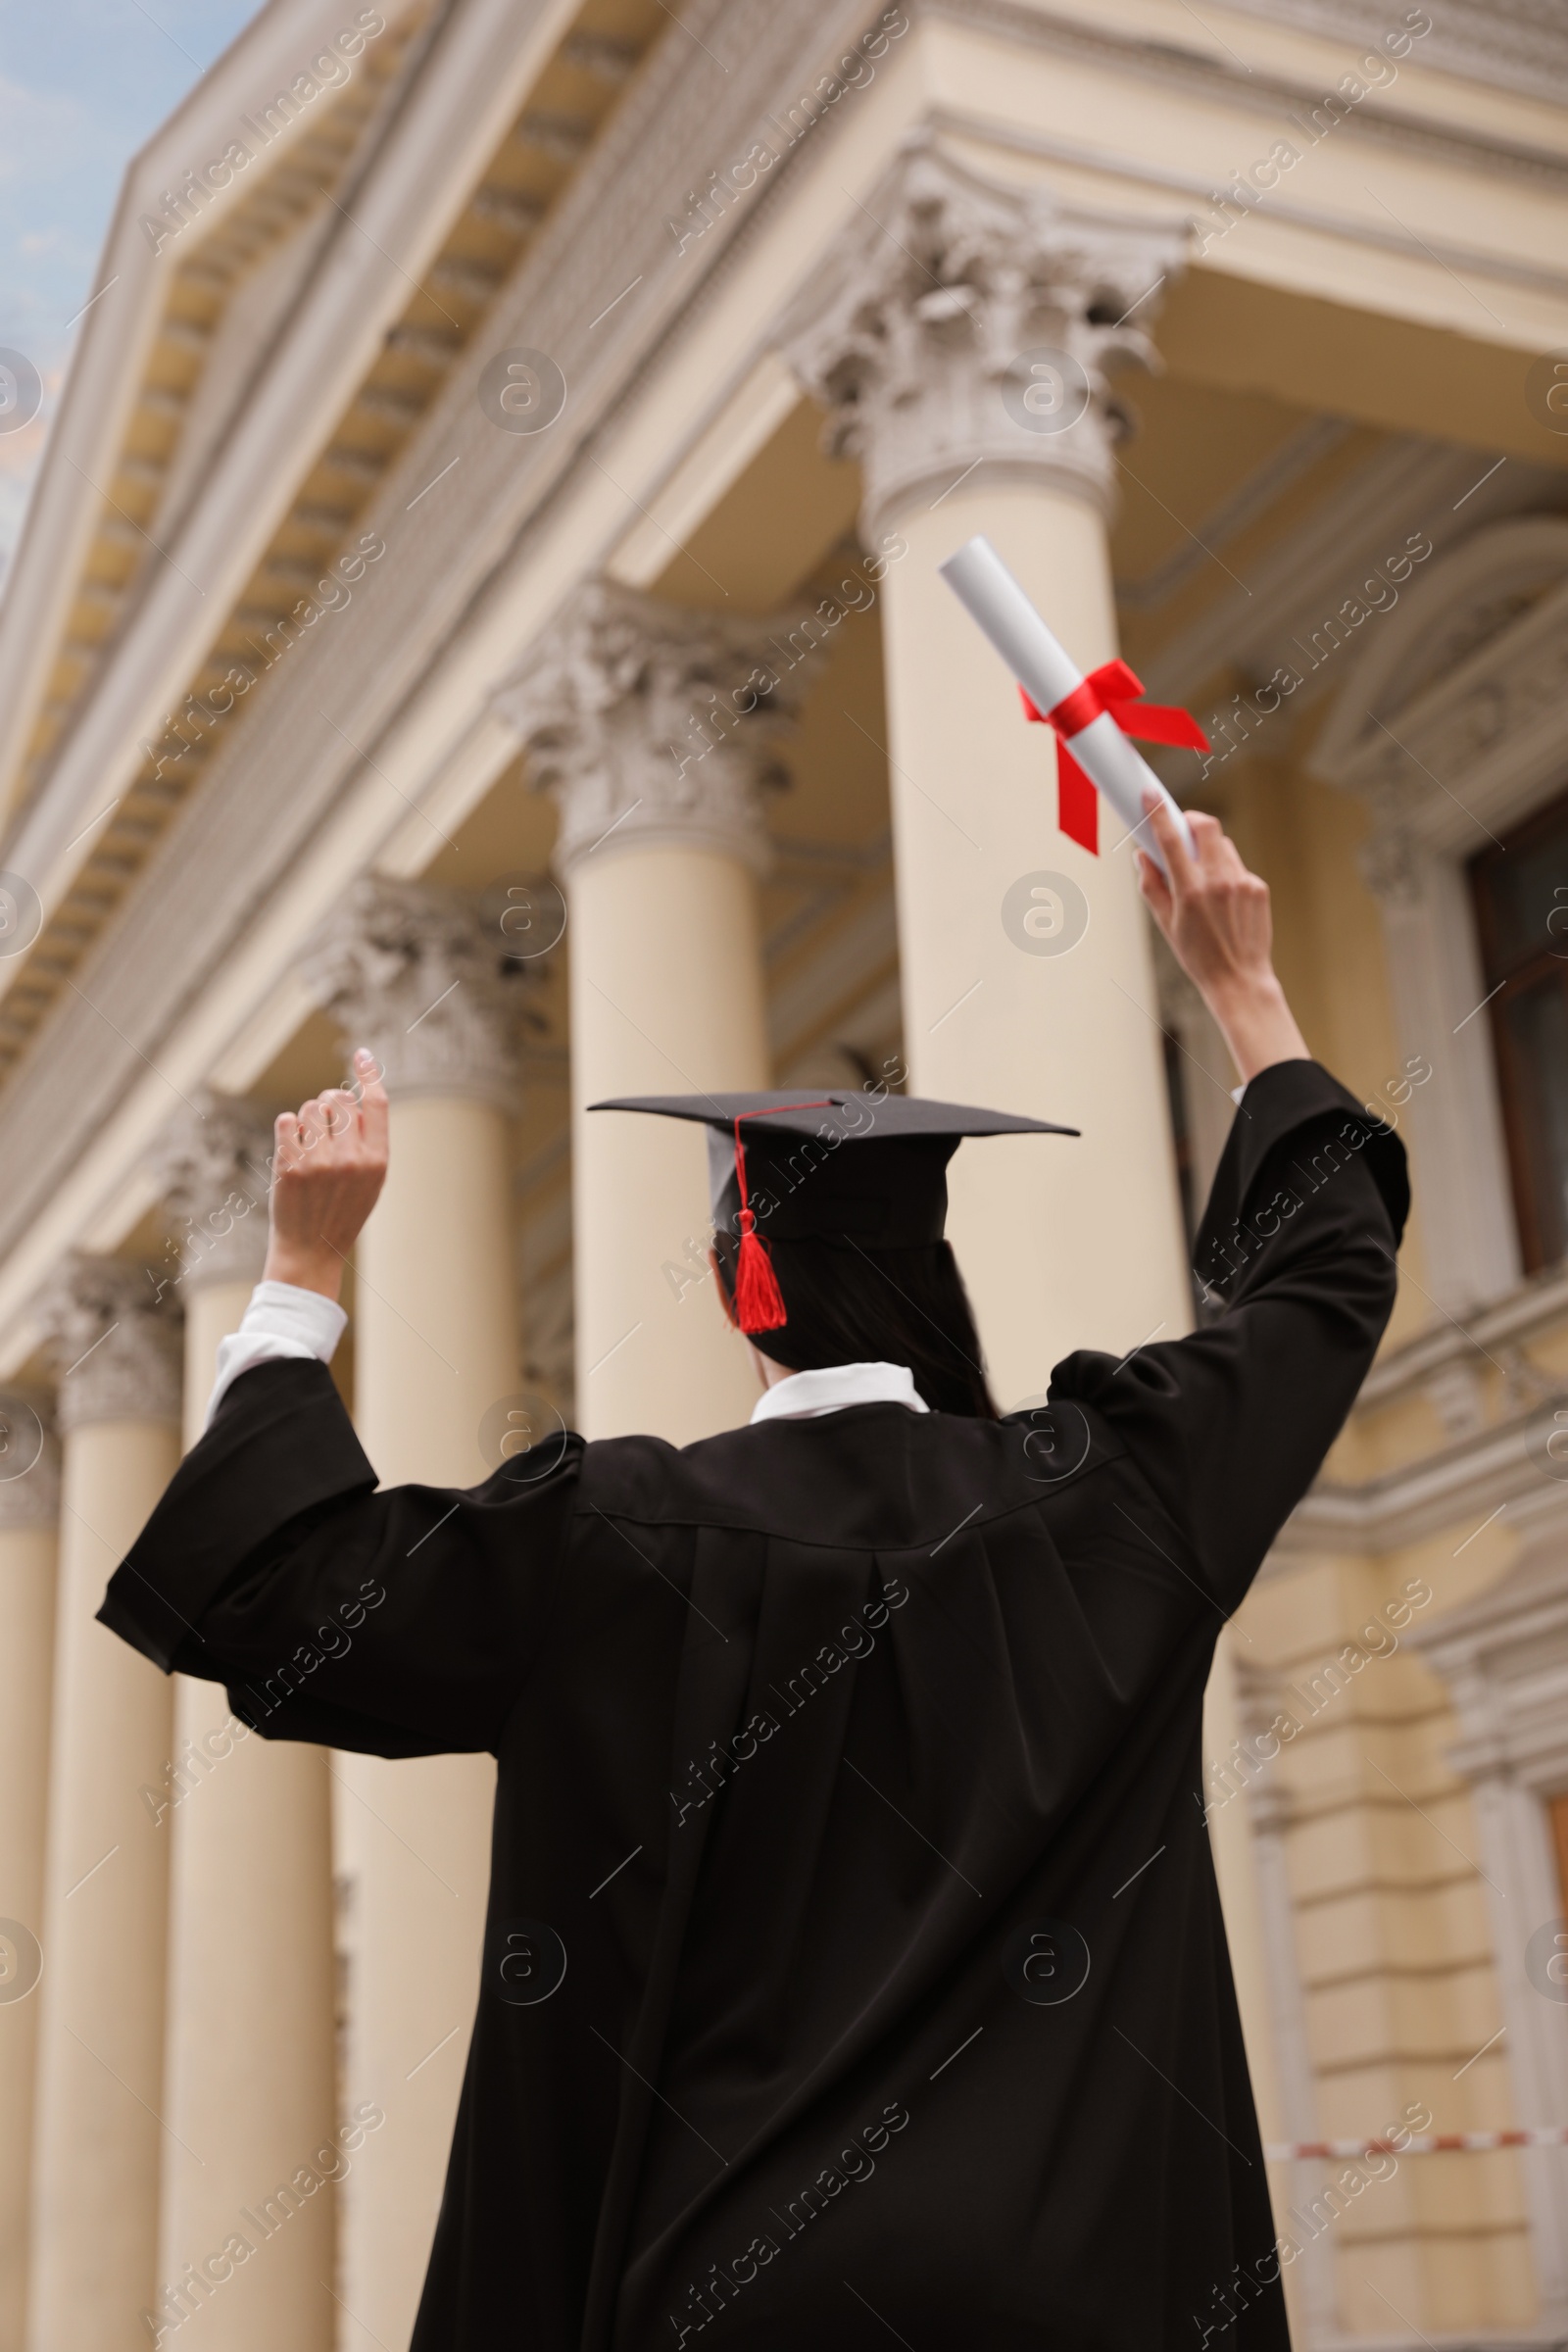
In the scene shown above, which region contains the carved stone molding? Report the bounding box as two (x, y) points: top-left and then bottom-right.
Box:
(35, 1257), (181, 1432)
(1314, 522), (1568, 1319)
(1423, 1357), (1489, 1443)
(493, 578), (818, 876)
(1354, 773), (1429, 909)
(1315, 520), (1568, 849)
(777, 135), (1188, 535)
(149, 1093), (271, 1290)
(0, 1388), (60, 1528)
(1413, 1487), (1568, 1790)
(304, 878), (520, 1108)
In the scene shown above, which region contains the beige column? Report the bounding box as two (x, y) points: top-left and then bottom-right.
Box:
(307, 882), (521, 2349)
(0, 1393), (60, 2350)
(782, 142), (1194, 1400)
(150, 1101), (337, 2350)
(27, 1264), (180, 2352)
(496, 580), (813, 1444)
(782, 144), (1288, 2245)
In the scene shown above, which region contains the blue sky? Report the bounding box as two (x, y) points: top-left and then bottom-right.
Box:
(0, 0), (262, 579)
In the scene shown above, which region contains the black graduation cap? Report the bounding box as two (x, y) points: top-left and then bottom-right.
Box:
(588, 1090), (1077, 1334)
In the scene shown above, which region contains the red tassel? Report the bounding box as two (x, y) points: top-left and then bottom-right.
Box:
(733, 1208), (788, 1333)
(728, 1102), (834, 1336)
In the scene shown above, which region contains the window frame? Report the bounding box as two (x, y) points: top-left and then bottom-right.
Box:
(1470, 785), (1568, 1276)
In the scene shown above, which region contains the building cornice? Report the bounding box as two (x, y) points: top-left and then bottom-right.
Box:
(0, 0), (593, 1078)
(0, 0), (438, 820)
(927, 103), (1568, 300)
(933, 0), (1568, 190)
(1269, 1404), (1562, 1561)
(0, 0), (891, 1317)
(1358, 1266), (1568, 1414)
(1218, 0), (1568, 112)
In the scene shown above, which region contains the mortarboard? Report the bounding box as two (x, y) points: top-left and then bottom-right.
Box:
(589, 1091), (1078, 1334)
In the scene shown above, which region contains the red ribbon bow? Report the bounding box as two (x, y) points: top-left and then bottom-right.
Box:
(1020, 660), (1209, 855)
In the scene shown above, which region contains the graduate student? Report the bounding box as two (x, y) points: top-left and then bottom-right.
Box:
(101, 796), (1406, 2350)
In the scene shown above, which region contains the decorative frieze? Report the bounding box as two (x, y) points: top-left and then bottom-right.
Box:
(493, 578), (818, 876)
(777, 136), (1187, 533)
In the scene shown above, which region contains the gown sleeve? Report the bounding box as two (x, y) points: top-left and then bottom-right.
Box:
(97, 1358), (582, 1757)
(1049, 1056), (1409, 1612)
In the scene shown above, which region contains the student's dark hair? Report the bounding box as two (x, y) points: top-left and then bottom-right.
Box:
(712, 1231), (999, 1418)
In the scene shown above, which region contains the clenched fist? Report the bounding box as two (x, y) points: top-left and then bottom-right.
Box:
(262, 1048), (390, 1301)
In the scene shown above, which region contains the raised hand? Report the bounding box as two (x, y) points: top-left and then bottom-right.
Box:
(262, 1048), (390, 1300)
(1136, 792), (1310, 1083)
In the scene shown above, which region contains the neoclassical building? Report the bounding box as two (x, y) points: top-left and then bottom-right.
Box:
(1, 0), (1567, 2344)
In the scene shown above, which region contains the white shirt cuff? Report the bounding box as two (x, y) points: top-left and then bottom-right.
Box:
(205, 1281), (348, 1428)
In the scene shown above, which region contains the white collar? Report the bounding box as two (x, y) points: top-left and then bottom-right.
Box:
(749, 1361), (930, 1424)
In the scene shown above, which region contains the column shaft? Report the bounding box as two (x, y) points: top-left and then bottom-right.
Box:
(569, 842), (767, 1443)
(0, 1399), (58, 2350)
(29, 1414), (178, 2350)
(494, 576), (808, 1445)
(882, 481), (1190, 1399)
(301, 885), (527, 2352)
(339, 1091), (516, 2347)
(778, 141), (1197, 1398)
(157, 1228), (336, 2352)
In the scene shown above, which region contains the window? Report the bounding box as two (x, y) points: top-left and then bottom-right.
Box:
(1470, 788), (1568, 1273)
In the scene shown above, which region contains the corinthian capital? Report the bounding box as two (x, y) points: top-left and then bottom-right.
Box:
(36, 1258), (181, 1432)
(778, 138), (1188, 533)
(149, 1094), (271, 1289)
(492, 579), (818, 876)
(303, 878), (519, 1107)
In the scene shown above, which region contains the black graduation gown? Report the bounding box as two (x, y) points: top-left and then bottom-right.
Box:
(101, 1058), (1407, 2352)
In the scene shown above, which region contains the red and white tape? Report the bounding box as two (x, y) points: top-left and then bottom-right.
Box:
(1266, 2128), (1568, 2161)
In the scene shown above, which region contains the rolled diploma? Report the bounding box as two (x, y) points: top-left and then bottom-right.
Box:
(939, 534), (1195, 875)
